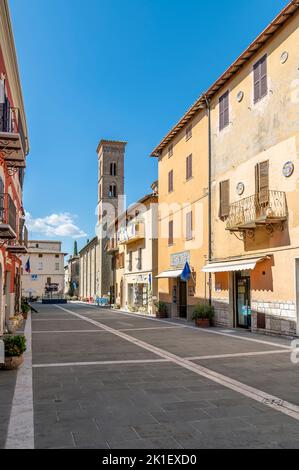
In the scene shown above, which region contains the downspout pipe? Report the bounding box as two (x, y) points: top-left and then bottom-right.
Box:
(203, 95), (212, 306)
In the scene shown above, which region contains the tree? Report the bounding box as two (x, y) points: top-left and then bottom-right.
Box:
(73, 240), (78, 256)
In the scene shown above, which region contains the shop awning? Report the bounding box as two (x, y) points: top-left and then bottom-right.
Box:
(156, 269), (183, 279)
(202, 256), (270, 273)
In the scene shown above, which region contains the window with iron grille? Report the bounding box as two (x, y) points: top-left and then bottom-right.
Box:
(186, 124), (192, 141)
(186, 211), (193, 241)
(254, 55), (268, 103)
(168, 170), (173, 193)
(186, 154), (192, 180)
(219, 91), (229, 130)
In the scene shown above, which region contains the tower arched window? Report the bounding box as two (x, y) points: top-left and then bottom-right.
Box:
(110, 162), (117, 176)
(108, 184), (117, 198)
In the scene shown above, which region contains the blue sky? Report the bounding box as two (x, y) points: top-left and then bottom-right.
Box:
(9, 0), (288, 257)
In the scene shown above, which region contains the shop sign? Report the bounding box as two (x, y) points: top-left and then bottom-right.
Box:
(171, 251), (190, 268)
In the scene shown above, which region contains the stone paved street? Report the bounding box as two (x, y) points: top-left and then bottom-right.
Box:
(2, 302), (299, 449)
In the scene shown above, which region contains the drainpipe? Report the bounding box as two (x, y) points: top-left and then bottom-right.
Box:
(204, 95), (212, 306)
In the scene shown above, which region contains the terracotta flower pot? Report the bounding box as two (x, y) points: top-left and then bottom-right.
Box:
(195, 318), (211, 328)
(156, 311), (167, 319)
(22, 312), (28, 320)
(1, 355), (24, 370)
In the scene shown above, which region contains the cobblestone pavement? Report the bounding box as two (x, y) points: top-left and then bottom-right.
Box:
(2, 303), (299, 449)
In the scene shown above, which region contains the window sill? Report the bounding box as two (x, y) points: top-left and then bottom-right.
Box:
(185, 135), (192, 142)
(186, 176), (193, 183)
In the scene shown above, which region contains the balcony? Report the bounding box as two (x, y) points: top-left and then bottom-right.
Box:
(105, 237), (119, 253)
(0, 193), (17, 239)
(118, 221), (145, 245)
(0, 107), (27, 167)
(7, 224), (28, 254)
(226, 191), (288, 233)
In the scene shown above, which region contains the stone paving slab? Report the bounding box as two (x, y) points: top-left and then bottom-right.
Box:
(33, 360), (299, 449)
(32, 331), (158, 365)
(194, 354), (299, 407)
(0, 370), (17, 448)
(28, 304), (299, 449)
(32, 320), (103, 332)
(121, 327), (285, 358)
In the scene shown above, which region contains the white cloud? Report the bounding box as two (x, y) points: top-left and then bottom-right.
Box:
(25, 212), (87, 239)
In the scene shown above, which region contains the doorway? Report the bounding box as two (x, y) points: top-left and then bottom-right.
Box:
(296, 259), (299, 335)
(178, 280), (187, 318)
(5, 270), (11, 328)
(235, 271), (251, 329)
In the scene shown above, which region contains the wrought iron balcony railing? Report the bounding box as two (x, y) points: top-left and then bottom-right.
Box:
(0, 106), (27, 166)
(7, 222), (28, 254)
(105, 237), (119, 253)
(0, 193), (17, 239)
(226, 190), (288, 232)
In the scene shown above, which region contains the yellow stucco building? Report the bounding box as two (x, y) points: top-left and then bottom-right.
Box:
(151, 0), (299, 335)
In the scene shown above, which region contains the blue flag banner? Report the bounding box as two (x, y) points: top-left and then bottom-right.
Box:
(181, 262), (191, 282)
(25, 257), (31, 274)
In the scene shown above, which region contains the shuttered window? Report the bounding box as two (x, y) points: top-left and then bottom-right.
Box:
(186, 154), (192, 180)
(168, 170), (174, 193)
(168, 144), (173, 158)
(219, 91), (229, 130)
(254, 55), (268, 103)
(255, 160), (269, 205)
(168, 220), (174, 246)
(186, 125), (192, 141)
(186, 211), (193, 241)
(219, 180), (230, 219)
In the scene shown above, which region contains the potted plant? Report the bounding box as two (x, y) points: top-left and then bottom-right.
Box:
(1, 335), (27, 370)
(155, 301), (168, 319)
(192, 304), (214, 328)
(21, 298), (31, 320)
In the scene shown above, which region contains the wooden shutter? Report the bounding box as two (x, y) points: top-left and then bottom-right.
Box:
(219, 180), (230, 219)
(186, 212), (192, 240)
(254, 55), (267, 103)
(219, 91), (229, 130)
(186, 155), (192, 180)
(254, 61), (261, 103)
(255, 160), (269, 205)
(168, 220), (173, 245)
(260, 55), (268, 98)
(168, 170), (173, 193)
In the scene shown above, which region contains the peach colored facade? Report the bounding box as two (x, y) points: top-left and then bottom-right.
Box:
(208, 6), (299, 336)
(153, 111), (209, 320)
(151, 1), (299, 335)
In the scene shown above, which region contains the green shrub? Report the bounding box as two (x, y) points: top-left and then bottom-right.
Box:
(155, 301), (168, 316)
(192, 304), (214, 321)
(21, 299), (30, 314)
(3, 335), (27, 357)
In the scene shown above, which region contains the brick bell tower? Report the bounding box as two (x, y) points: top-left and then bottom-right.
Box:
(96, 140), (126, 297)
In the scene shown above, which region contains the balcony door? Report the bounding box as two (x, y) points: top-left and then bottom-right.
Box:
(235, 272), (251, 329)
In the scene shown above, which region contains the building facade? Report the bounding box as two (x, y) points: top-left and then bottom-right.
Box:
(151, 1), (299, 336)
(0, 0), (29, 335)
(79, 237), (100, 301)
(106, 185), (159, 315)
(21, 241), (65, 298)
(66, 255), (79, 297)
(205, 1), (299, 336)
(97, 140), (126, 298)
(151, 110), (209, 320)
